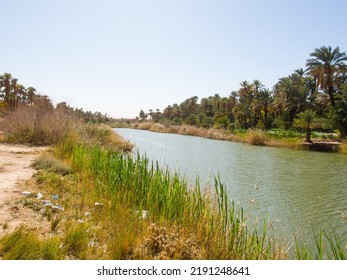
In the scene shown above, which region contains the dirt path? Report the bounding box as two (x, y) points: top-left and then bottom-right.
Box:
(0, 144), (47, 236)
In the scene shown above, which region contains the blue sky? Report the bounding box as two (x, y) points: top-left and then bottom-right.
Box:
(1, 0), (347, 118)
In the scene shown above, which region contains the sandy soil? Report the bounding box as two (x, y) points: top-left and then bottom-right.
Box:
(0, 144), (48, 237)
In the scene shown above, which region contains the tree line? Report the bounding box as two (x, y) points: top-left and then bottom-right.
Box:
(0, 73), (44, 111)
(0, 73), (110, 124)
(140, 46), (347, 137)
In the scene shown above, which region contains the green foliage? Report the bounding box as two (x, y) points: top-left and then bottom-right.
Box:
(31, 154), (72, 175)
(214, 116), (230, 129)
(294, 110), (317, 129)
(0, 73), (38, 110)
(295, 230), (346, 260)
(0, 225), (62, 260)
(138, 46), (347, 137)
(62, 223), (89, 259)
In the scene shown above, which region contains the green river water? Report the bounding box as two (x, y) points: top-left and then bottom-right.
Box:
(116, 128), (347, 249)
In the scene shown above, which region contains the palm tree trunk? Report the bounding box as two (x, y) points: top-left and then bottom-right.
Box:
(328, 86), (335, 107)
(305, 126), (312, 143)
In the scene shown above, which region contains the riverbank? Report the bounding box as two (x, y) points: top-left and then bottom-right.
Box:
(118, 122), (347, 153)
(0, 125), (345, 260)
(0, 129), (279, 260)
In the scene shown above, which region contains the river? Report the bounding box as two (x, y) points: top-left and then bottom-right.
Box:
(115, 128), (347, 247)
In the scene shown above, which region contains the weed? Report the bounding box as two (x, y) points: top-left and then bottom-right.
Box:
(31, 154), (72, 175)
(0, 225), (43, 259)
(133, 223), (203, 260)
(50, 215), (62, 233)
(246, 129), (268, 145)
(42, 236), (63, 260)
(62, 223), (89, 259)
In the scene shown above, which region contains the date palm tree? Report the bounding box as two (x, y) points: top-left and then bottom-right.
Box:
(306, 46), (347, 107)
(294, 109), (317, 143)
(306, 46), (347, 137)
(26, 87), (37, 104)
(334, 84), (347, 137)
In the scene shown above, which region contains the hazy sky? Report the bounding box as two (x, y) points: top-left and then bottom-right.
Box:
(2, 0), (347, 118)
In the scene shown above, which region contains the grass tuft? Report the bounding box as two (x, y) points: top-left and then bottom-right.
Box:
(31, 154), (72, 175)
(0, 225), (62, 260)
(246, 129), (268, 145)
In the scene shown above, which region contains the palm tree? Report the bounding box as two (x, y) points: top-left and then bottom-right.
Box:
(256, 88), (273, 129)
(212, 94), (221, 117)
(148, 109), (153, 120)
(294, 109), (317, 143)
(26, 87), (37, 104)
(306, 46), (347, 107)
(334, 84), (347, 137)
(200, 98), (209, 115)
(1, 73), (12, 106)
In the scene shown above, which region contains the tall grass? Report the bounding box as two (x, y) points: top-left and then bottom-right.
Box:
(246, 129), (268, 146)
(295, 230), (346, 260)
(53, 135), (277, 259)
(0, 225), (62, 260)
(1, 126), (345, 259)
(0, 103), (80, 145)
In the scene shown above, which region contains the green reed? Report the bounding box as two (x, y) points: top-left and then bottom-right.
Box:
(50, 130), (346, 259)
(58, 139), (276, 259)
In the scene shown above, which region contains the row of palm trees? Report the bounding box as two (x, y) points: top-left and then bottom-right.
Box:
(142, 46), (347, 137)
(0, 73), (38, 110)
(56, 102), (110, 123)
(0, 74), (110, 124)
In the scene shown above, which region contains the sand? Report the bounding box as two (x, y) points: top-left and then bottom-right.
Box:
(0, 144), (47, 236)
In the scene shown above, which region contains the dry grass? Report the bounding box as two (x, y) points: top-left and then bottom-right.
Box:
(246, 129), (268, 146)
(133, 123), (304, 149)
(0, 104), (80, 146)
(131, 223), (203, 260)
(340, 142), (347, 154)
(78, 124), (134, 152)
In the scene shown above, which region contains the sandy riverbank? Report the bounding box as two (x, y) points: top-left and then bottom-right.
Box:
(0, 144), (47, 237)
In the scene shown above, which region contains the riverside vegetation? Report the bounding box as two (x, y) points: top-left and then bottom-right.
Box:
(0, 98), (346, 259)
(135, 46), (347, 151)
(127, 122), (345, 152)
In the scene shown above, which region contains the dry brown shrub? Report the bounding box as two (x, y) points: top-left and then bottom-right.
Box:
(149, 123), (166, 133)
(137, 122), (153, 130)
(0, 104), (80, 145)
(167, 126), (179, 134)
(79, 124), (134, 152)
(133, 223), (203, 260)
(246, 129), (268, 146)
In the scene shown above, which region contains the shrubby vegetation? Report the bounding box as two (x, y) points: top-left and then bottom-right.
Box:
(0, 74), (112, 145)
(140, 46), (347, 139)
(0, 127), (345, 259)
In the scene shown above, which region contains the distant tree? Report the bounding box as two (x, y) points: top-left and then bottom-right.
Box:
(0, 73), (37, 110)
(139, 109), (148, 120)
